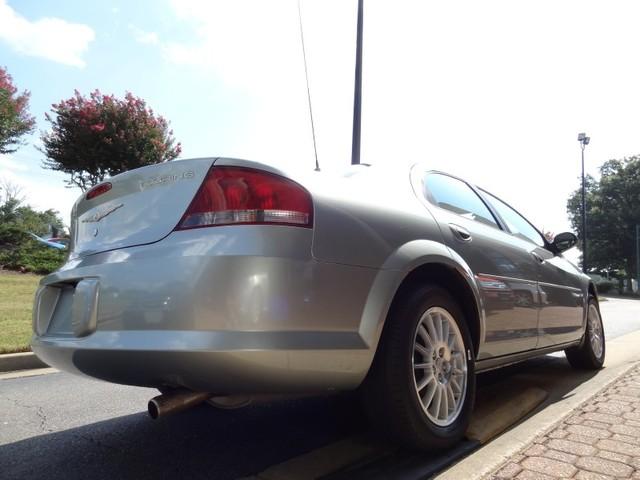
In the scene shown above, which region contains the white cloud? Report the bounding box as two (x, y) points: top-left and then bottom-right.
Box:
(164, 0), (308, 96)
(358, 0), (640, 238)
(0, 153), (29, 172)
(129, 24), (159, 45)
(0, 0), (94, 68)
(0, 158), (79, 225)
(163, 0), (357, 168)
(157, 0), (640, 249)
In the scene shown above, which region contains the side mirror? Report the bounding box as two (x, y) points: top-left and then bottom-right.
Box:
(552, 232), (578, 253)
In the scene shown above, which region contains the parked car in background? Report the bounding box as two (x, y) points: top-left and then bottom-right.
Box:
(28, 233), (68, 250)
(31, 158), (605, 450)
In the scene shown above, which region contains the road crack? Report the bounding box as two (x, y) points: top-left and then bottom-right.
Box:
(0, 395), (54, 433)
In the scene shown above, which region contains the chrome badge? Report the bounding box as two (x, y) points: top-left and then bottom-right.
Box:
(82, 203), (124, 223)
(140, 170), (194, 190)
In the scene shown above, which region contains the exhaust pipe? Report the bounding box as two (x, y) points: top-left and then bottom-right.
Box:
(148, 389), (212, 419)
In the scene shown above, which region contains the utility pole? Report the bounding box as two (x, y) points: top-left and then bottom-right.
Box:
(351, 0), (363, 165)
(578, 133), (590, 273)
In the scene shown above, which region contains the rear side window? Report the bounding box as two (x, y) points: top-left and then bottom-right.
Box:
(424, 174), (498, 228)
(483, 191), (545, 246)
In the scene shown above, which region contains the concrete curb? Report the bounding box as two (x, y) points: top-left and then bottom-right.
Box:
(0, 367), (58, 380)
(0, 352), (48, 373)
(466, 385), (548, 444)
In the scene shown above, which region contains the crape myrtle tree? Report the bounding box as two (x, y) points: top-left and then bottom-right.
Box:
(41, 90), (182, 191)
(0, 66), (36, 154)
(567, 155), (640, 290)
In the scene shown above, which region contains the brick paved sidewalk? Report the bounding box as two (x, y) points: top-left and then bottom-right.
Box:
(490, 363), (640, 479)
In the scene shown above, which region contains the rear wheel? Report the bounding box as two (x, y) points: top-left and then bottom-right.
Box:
(362, 285), (476, 451)
(565, 297), (605, 370)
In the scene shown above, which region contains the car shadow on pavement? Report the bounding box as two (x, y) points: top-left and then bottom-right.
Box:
(0, 393), (366, 480)
(0, 355), (603, 480)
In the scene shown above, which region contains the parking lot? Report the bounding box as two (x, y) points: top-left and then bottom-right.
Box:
(1, 297), (638, 480)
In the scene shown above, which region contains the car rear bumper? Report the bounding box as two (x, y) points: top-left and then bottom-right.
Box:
(31, 226), (383, 393)
(31, 330), (371, 393)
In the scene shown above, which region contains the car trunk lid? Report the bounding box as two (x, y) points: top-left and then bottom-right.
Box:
(70, 158), (215, 257)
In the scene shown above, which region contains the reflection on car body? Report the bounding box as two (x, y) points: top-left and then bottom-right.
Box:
(31, 159), (605, 450)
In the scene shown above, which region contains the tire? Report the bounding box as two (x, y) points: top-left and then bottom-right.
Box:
(565, 296), (605, 370)
(362, 284), (476, 451)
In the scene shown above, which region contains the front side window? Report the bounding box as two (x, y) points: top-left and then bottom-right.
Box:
(483, 191), (545, 246)
(424, 174), (498, 228)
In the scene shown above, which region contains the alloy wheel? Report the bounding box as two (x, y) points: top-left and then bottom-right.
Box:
(412, 306), (468, 427)
(588, 303), (604, 360)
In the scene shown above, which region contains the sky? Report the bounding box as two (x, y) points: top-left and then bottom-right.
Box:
(1, 0), (640, 260)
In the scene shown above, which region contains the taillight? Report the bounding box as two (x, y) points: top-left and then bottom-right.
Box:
(176, 167), (313, 230)
(86, 182), (112, 200)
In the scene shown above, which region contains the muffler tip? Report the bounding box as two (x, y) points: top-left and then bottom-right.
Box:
(148, 399), (161, 420)
(147, 389), (212, 419)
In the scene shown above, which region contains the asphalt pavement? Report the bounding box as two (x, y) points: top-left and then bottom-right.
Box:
(0, 297), (637, 480)
(598, 296), (640, 339)
(0, 374), (365, 480)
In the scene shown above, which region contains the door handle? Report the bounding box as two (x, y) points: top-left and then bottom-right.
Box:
(449, 224), (472, 242)
(531, 251), (545, 264)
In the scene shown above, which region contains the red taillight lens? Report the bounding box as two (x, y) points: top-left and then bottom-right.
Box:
(86, 182), (112, 200)
(176, 167), (313, 230)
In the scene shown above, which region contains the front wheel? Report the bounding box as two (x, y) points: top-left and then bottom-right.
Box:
(362, 285), (476, 451)
(565, 297), (605, 370)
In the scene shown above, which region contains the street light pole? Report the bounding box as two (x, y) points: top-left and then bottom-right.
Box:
(578, 133), (590, 273)
(351, 0), (363, 166)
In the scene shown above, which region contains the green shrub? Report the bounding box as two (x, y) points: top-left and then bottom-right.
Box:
(595, 280), (615, 294)
(0, 186), (67, 275)
(0, 238), (66, 274)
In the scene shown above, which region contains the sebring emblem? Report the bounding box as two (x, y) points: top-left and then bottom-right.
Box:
(93, 228), (99, 237)
(140, 170), (194, 190)
(82, 203), (124, 223)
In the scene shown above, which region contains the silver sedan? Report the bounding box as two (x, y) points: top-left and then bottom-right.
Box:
(31, 158), (605, 450)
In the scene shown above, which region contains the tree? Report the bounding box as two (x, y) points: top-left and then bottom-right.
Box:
(0, 178), (24, 205)
(0, 180), (67, 274)
(0, 67), (36, 154)
(567, 156), (640, 289)
(41, 90), (182, 191)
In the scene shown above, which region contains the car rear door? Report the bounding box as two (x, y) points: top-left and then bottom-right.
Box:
(479, 191), (584, 348)
(418, 172), (540, 359)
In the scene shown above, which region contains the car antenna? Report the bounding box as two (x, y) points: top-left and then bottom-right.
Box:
(297, 0), (320, 172)
(351, 0), (364, 165)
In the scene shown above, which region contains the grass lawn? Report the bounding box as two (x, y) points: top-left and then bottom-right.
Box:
(0, 271), (41, 353)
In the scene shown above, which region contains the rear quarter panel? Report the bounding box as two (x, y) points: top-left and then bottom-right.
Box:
(306, 166), (486, 357)
(309, 168), (446, 268)
(211, 160), (486, 363)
